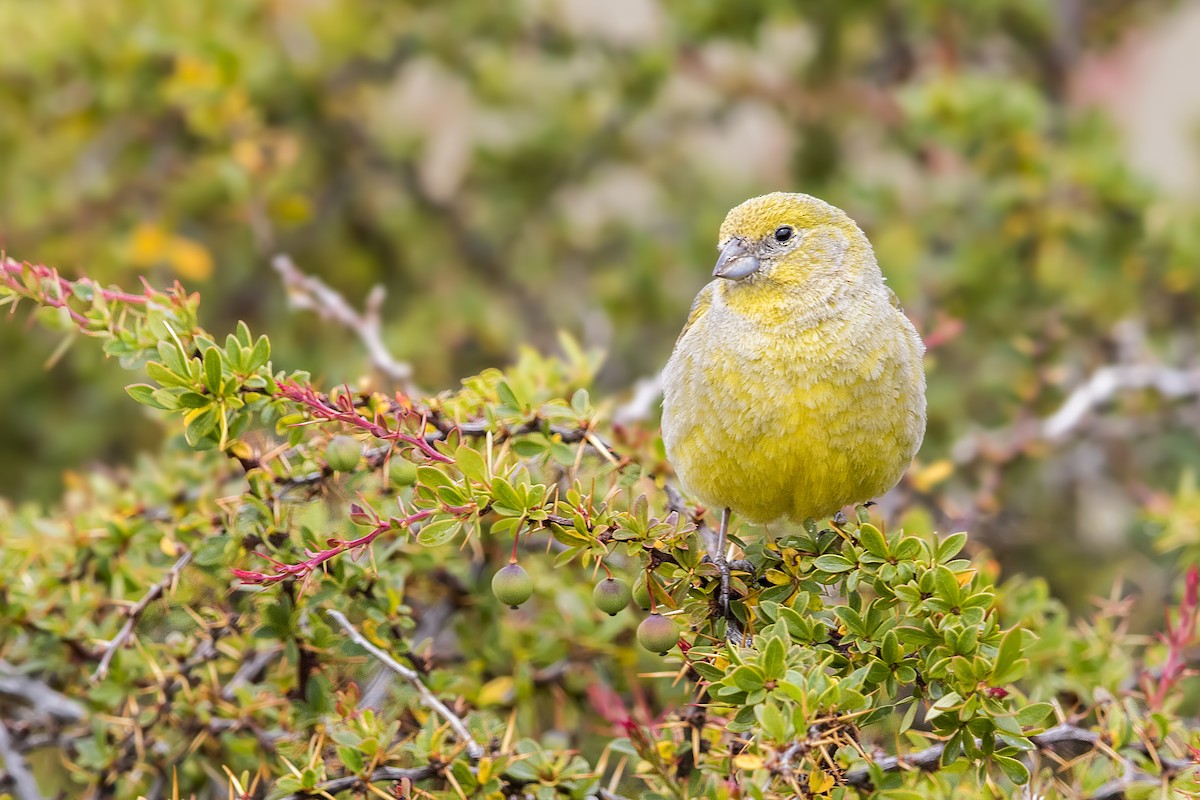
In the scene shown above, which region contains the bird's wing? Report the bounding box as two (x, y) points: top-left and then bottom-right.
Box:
(674, 281), (716, 346)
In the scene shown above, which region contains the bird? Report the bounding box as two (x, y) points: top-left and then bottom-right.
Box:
(660, 192), (926, 616)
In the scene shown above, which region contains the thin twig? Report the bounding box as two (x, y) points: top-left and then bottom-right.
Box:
(842, 723), (1195, 795)
(272, 254), (416, 393)
(91, 550), (193, 683)
(0, 719), (45, 800)
(277, 765), (439, 800)
(219, 647), (284, 701)
(326, 610), (484, 760)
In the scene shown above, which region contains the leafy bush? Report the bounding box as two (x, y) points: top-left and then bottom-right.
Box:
(3, 259), (1199, 799)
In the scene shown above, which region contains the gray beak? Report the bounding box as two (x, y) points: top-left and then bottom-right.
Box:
(713, 237), (761, 280)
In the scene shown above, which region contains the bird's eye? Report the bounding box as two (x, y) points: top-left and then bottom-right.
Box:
(773, 226), (793, 242)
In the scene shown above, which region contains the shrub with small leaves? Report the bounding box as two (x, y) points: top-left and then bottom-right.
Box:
(3, 259), (1200, 800)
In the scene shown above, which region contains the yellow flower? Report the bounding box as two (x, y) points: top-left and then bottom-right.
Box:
(661, 193), (926, 601)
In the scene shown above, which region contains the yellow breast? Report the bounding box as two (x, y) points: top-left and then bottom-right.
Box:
(661, 279), (926, 524)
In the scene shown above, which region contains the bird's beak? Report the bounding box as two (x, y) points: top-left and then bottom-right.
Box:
(713, 237), (760, 280)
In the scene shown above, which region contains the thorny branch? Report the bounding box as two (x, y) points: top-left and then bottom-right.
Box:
(91, 550), (193, 683)
(1, 258), (156, 329)
(276, 380), (452, 463)
(272, 254), (417, 394)
(326, 610), (485, 760)
(232, 505), (438, 585)
(1142, 564), (1200, 710)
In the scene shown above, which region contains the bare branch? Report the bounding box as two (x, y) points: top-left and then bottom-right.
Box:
(220, 647), (284, 702)
(953, 363), (1200, 464)
(272, 254), (416, 393)
(326, 610), (484, 760)
(0, 719), (44, 800)
(0, 662), (86, 724)
(91, 550), (193, 683)
(1041, 364), (1200, 440)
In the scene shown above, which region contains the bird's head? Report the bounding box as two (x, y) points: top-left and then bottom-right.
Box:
(712, 192), (876, 289)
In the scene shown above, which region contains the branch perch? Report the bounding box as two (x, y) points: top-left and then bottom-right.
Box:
(272, 254), (416, 393)
(842, 723), (1195, 798)
(278, 765), (438, 800)
(91, 550), (193, 683)
(326, 610), (484, 760)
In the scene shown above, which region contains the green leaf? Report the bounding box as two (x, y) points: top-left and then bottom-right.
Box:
(511, 436), (548, 458)
(933, 565), (961, 605)
(185, 407), (218, 445)
(858, 524), (888, 558)
(417, 466), (455, 490)
(178, 391), (211, 409)
(940, 731), (963, 766)
(338, 745), (364, 774)
(236, 320), (253, 347)
(880, 630), (902, 664)
(146, 360), (191, 388)
(496, 380), (523, 410)
(1014, 702), (1053, 727)
(203, 347), (223, 394)
(125, 384), (167, 409)
(728, 666), (765, 693)
(248, 334), (271, 371)
(157, 339), (187, 375)
(762, 637), (786, 681)
(991, 628), (1024, 681)
(925, 691), (962, 722)
(491, 476), (524, 512)
(813, 554), (855, 573)
(417, 518), (462, 546)
(993, 754), (1030, 785)
(937, 531), (968, 562)
(570, 388), (590, 416)
(755, 701), (787, 743)
(456, 445), (489, 483)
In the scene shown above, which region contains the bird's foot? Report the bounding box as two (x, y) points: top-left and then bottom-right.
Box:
(714, 552), (731, 620)
(727, 559), (754, 574)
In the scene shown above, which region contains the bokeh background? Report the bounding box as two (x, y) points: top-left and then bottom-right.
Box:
(4, 0), (1200, 609)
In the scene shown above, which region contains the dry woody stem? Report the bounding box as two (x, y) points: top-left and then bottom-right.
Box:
(326, 609), (484, 761)
(91, 550), (193, 683)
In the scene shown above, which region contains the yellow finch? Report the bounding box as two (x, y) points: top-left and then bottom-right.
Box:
(661, 192), (926, 607)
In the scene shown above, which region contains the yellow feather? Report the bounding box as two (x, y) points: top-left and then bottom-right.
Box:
(661, 192), (926, 523)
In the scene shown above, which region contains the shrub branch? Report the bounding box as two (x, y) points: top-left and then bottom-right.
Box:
(91, 550), (193, 683)
(326, 609), (484, 761)
(272, 254), (416, 393)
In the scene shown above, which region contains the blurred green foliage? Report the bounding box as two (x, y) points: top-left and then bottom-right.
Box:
(3, 1), (1200, 602)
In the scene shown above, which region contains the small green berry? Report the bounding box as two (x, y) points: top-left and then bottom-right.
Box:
(325, 435), (362, 472)
(632, 574), (653, 610)
(592, 578), (631, 615)
(637, 613), (678, 654)
(491, 563), (533, 608)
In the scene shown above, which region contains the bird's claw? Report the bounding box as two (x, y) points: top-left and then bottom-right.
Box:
(714, 552), (731, 617)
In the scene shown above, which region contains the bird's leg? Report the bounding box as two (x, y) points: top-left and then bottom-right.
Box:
(717, 507), (732, 620)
